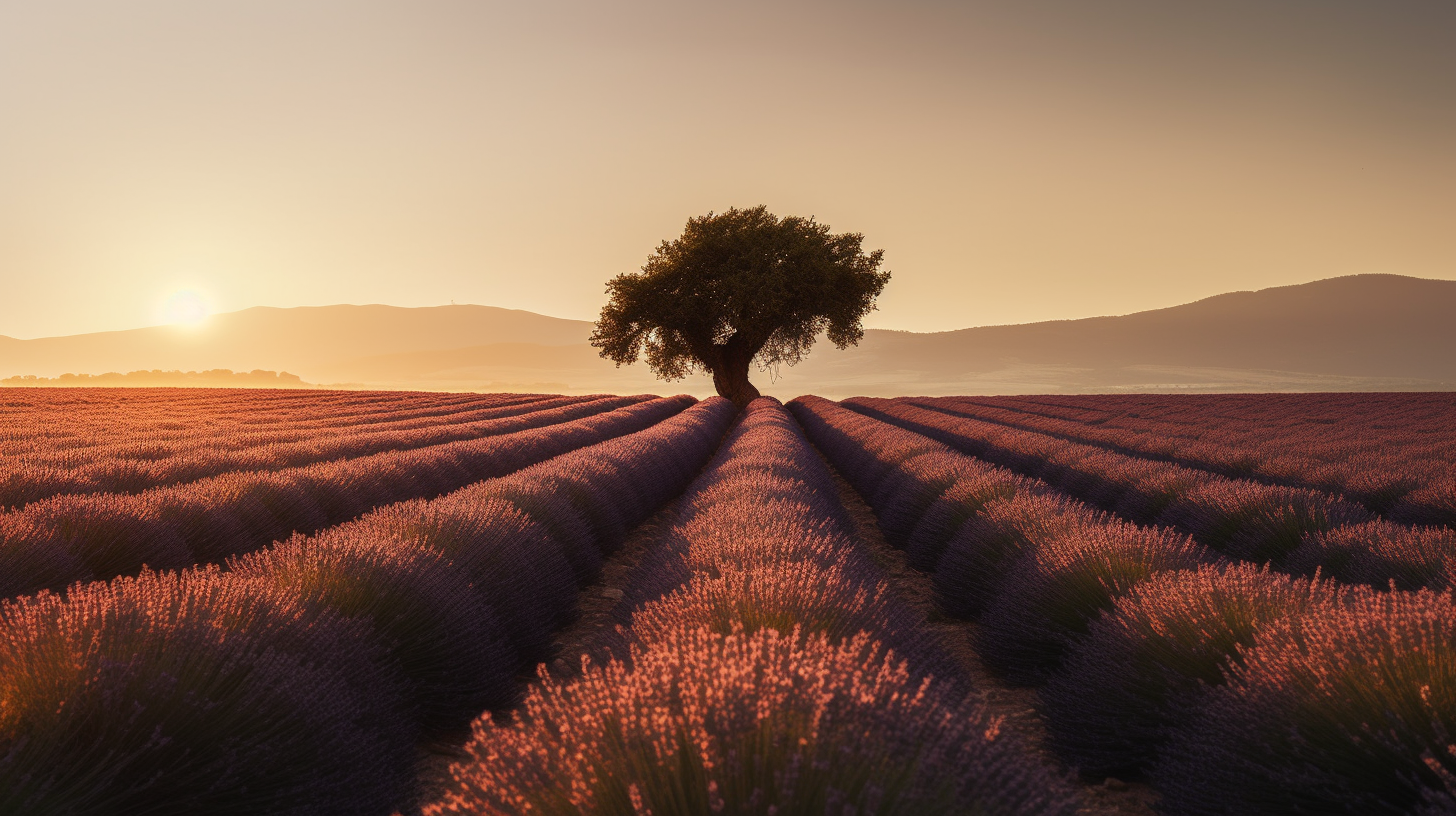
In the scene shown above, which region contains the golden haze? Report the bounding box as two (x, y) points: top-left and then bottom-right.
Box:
(0, 0), (1452, 339)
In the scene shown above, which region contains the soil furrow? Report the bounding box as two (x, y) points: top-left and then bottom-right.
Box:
(818, 455), (1159, 816)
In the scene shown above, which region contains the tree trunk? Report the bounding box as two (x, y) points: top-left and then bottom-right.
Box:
(711, 344), (760, 408)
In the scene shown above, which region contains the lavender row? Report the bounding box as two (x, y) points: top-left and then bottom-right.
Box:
(609, 398), (947, 673)
(919, 393), (1456, 526)
(0, 393), (590, 508)
(425, 399), (1079, 816)
(0, 388), (532, 455)
(0, 395), (684, 600)
(0, 391), (545, 466)
(792, 396), (1216, 683)
(846, 396), (1456, 591)
(792, 396), (1456, 814)
(0, 397), (735, 815)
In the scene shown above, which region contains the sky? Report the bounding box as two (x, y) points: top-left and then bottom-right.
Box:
(2, 0), (1453, 339)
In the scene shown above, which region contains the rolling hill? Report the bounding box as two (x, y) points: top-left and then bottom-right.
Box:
(2, 275), (1452, 396)
(0, 304), (595, 387)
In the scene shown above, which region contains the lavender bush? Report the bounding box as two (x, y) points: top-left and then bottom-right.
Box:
(1040, 563), (1348, 777)
(902, 470), (1044, 571)
(1155, 589), (1456, 815)
(977, 519), (1213, 684)
(1158, 480), (1372, 565)
(1285, 519), (1456, 591)
(620, 562), (939, 663)
(0, 569), (412, 815)
(931, 492), (1098, 619)
(427, 626), (1077, 816)
(231, 527), (518, 732)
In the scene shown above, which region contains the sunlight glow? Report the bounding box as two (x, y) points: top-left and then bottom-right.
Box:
(163, 290), (210, 326)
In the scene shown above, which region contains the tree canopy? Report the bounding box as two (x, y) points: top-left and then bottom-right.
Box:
(591, 206), (890, 406)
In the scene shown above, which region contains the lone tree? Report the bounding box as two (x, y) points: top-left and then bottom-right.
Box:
(591, 206), (890, 407)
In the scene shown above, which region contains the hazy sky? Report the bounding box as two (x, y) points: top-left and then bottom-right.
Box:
(2, 0), (1453, 339)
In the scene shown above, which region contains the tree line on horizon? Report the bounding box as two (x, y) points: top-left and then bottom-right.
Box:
(1, 369), (308, 388)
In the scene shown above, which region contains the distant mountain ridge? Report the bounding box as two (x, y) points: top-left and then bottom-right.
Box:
(781, 273), (1456, 396)
(0, 303), (592, 382)
(2, 275), (1453, 396)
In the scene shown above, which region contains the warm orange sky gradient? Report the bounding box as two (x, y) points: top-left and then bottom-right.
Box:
(2, 0), (1453, 339)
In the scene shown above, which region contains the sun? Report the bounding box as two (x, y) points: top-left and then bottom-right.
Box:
(163, 290), (210, 326)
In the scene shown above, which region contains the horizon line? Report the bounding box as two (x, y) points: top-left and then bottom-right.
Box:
(1, 272), (1448, 342)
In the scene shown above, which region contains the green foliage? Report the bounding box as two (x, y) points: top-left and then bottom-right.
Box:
(591, 206), (889, 404)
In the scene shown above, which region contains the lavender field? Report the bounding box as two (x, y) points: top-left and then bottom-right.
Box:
(2, 388), (1453, 815)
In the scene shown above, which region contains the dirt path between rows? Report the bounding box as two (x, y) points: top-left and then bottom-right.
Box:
(398, 493), (687, 815)
(820, 460), (1160, 816)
